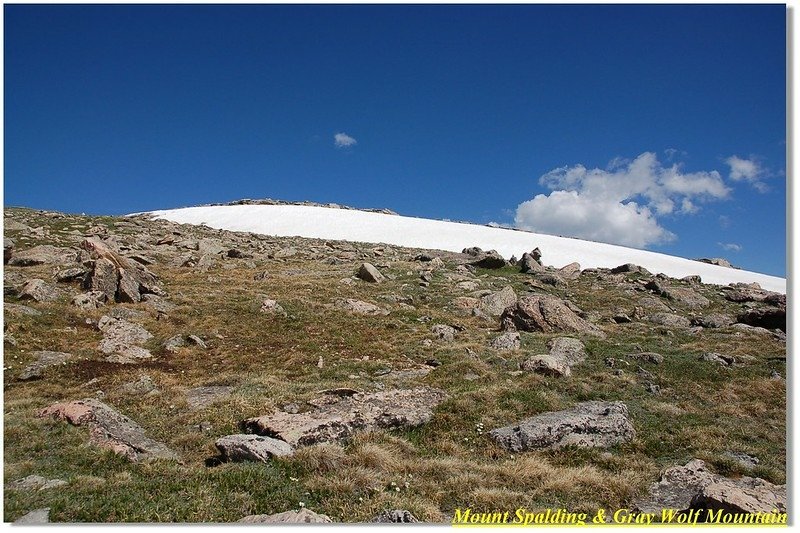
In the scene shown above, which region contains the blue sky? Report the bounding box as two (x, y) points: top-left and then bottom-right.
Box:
(4, 4), (786, 276)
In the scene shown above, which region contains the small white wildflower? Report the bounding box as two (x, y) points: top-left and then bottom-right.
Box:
(289, 477), (298, 482)
(394, 487), (400, 492)
(299, 502), (305, 508)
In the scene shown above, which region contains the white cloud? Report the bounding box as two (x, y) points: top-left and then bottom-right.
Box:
(334, 132), (357, 148)
(719, 242), (743, 252)
(725, 155), (768, 192)
(515, 152), (730, 248)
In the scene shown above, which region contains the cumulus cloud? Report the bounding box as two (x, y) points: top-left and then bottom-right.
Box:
(334, 132), (357, 148)
(725, 155), (768, 192)
(719, 242), (743, 252)
(515, 152), (730, 248)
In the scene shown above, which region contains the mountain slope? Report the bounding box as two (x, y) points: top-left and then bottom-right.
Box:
(148, 205), (785, 293)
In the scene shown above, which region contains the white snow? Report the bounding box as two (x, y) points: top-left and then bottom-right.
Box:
(146, 205), (785, 293)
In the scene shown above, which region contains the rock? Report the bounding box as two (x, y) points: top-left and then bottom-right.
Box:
(15, 508), (51, 524)
(6, 475), (67, 491)
(431, 324), (458, 342)
(4, 238), (14, 264)
(226, 248), (251, 259)
(737, 307), (786, 332)
(547, 337), (587, 365)
(55, 267), (88, 282)
(372, 510), (419, 523)
(613, 313), (632, 323)
(260, 298), (286, 315)
(633, 459), (717, 514)
(489, 332), (520, 351)
(215, 434), (294, 462)
(87, 258), (119, 301)
(8, 245), (78, 266)
(633, 459), (786, 517)
(455, 280), (480, 291)
(163, 335), (185, 352)
(520, 355), (571, 377)
(519, 252), (544, 273)
(72, 290), (107, 310)
(501, 294), (604, 337)
(694, 476), (787, 514)
(333, 298), (389, 316)
(662, 287), (710, 308)
(701, 352), (735, 367)
(480, 286), (517, 316)
(187, 334), (207, 349)
(356, 262), (385, 283)
(611, 263), (651, 275)
(242, 387), (447, 447)
(645, 313), (691, 328)
(722, 451), (759, 470)
(558, 262), (581, 279)
(538, 273), (567, 288)
(490, 401), (635, 451)
(471, 250), (507, 269)
(38, 398), (178, 462)
(462, 246), (483, 256)
(697, 257), (734, 268)
(4, 302), (42, 316)
(272, 247), (297, 259)
(238, 509), (333, 523)
(185, 386), (234, 410)
(628, 352), (664, 365)
(691, 314), (735, 329)
(119, 375), (158, 396)
(18, 351), (72, 380)
(18, 279), (61, 303)
(97, 315), (153, 363)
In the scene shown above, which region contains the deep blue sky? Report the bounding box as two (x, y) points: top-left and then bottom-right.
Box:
(4, 5), (786, 276)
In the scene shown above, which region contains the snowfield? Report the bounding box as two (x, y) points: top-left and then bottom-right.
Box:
(146, 205), (785, 293)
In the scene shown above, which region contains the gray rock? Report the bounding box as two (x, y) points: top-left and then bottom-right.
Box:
(242, 387), (447, 447)
(480, 285), (517, 316)
(611, 263), (651, 275)
(431, 324), (458, 342)
(87, 258), (119, 301)
(737, 307), (786, 332)
(519, 252), (545, 273)
(628, 352), (664, 365)
(558, 262), (581, 279)
(97, 315), (153, 363)
(646, 313), (691, 328)
(18, 351), (72, 380)
(372, 510), (419, 523)
(356, 262), (385, 283)
(633, 459), (717, 514)
(697, 257), (734, 268)
(4, 238), (14, 264)
(4, 303), (42, 316)
(333, 298), (389, 316)
(490, 401), (635, 451)
(187, 334), (207, 349)
(520, 355), (571, 377)
(701, 352), (735, 367)
(501, 294), (604, 337)
(259, 298), (286, 315)
(471, 250), (507, 269)
(238, 509), (333, 523)
(8, 245), (78, 266)
(15, 508), (50, 524)
(186, 386), (234, 410)
(119, 375), (158, 396)
(18, 279), (61, 303)
(6, 475), (67, 491)
(489, 331), (520, 351)
(662, 287), (710, 308)
(38, 398), (178, 462)
(55, 267), (88, 282)
(722, 451), (759, 470)
(71, 290), (107, 310)
(547, 337), (587, 365)
(691, 314), (735, 329)
(215, 434), (294, 462)
(164, 335), (185, 353)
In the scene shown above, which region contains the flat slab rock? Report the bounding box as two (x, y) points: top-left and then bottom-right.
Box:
(97, 315), (153, 363)
(38, 398), (178, 463)
(242, 387), (447, 447)
(15, 508), (51, 524)
(185, 386), (234, 410)
(490, 401), (635, 451)
(238, 509), (333, 523)
(633, 459), (786, 518)
(18, 351), (72, 380)
(215, 434), (294, 462)
(6, 475), (67, 491)
(333, 298), (389, 316)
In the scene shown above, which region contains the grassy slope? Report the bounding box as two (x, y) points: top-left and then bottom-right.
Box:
(3, 207), (786, 522)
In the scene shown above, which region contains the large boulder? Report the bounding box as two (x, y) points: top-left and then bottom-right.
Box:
(18, 279), (61, 303)
(97, 315), (154, 363)
(520, 355), (571, 377)
(490, 401), (634, 451)
(662, 287), (710, 308)
(7, 245), (79, 266)
(471, 250), (507, 269)
(645, 313), (691, 328)
(547, 337), (587, 365)
(633, 459), (786, 518)
(737, 307), (786, 332)
(242, 388), (447, 447)
(356, 262), (385, 283)
(38, 398), (178, 462)
(480, 286), (517, 316)
(519, 252), (544, 274)
(489, 331), (520, 351)
(501, 294), (604, 337)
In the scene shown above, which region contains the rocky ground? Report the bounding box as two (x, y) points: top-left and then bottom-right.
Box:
(3, 206), (786, 523)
